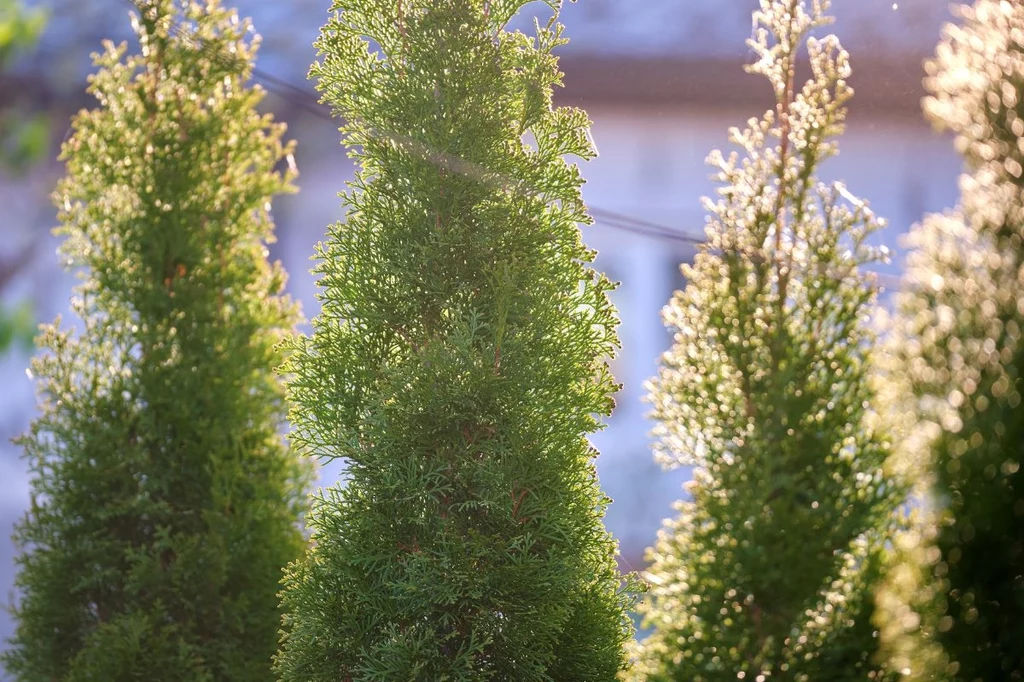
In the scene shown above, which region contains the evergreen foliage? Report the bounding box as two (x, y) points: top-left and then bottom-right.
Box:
(0, 0), (47, 174)
(0, 0), (47, 354)
(274, 0), (635, 679)
(3, 1), (310, 679)
(629, 1), (899, 679)
(875, 2), (1024, 679)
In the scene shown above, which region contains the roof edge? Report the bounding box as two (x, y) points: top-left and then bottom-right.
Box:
(557, 54), (931, 121)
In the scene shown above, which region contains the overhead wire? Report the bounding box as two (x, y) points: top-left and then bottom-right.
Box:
(256, 66), (903, 291)
(115, 0), (905, 291)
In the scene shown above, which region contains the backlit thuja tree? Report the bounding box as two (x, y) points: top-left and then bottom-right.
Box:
(629, 1), (899, 680)
(274, 0), (635, 679)
(3, 1), (309, 679)
(876, 2), (1024, 680)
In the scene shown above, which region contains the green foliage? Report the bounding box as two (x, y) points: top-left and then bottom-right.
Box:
(875, 2), (1024, 680)
(274, 1), (636, 679)
(0, 0), (44, 62)
(0, 0), (48, 173)
(629, 1), (900, 680)
(0, 0), (47, 354)
(0, 299), (34, 352)
(2, 1), (310, 679)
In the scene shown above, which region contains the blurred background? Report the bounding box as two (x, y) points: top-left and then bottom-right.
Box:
(0, 0), (962, 666)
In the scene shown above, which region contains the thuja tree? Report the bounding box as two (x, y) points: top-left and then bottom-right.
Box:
(875, 2), (1024, 680)
(275, 0), (635, 679)
(3, 1), (310, 679)
(628, 1), (899, 680)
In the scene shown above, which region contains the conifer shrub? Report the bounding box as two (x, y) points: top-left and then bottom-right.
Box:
(3, 1), (310, 679)
(875, 2), (1024, 680)
(628, 1), (900, 679)
(274, 1), (635, 679)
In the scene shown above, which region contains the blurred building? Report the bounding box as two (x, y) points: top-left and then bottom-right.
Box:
(0, 0), (962, 665)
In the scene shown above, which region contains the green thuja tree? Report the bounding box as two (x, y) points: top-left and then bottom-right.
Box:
(628, 1), (900, 680)
(275, 0), (635, 679)
(3, 1), (310, 679)
(875, 2), (1024, 680)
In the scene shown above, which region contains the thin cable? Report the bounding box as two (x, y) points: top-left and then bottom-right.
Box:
(590, 207), (706, 247)
(115, 0), (905, 291)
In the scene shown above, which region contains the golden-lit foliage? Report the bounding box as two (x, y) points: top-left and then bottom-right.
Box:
(876, 2), (1024, 680)
(628, 1), (901, 680)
